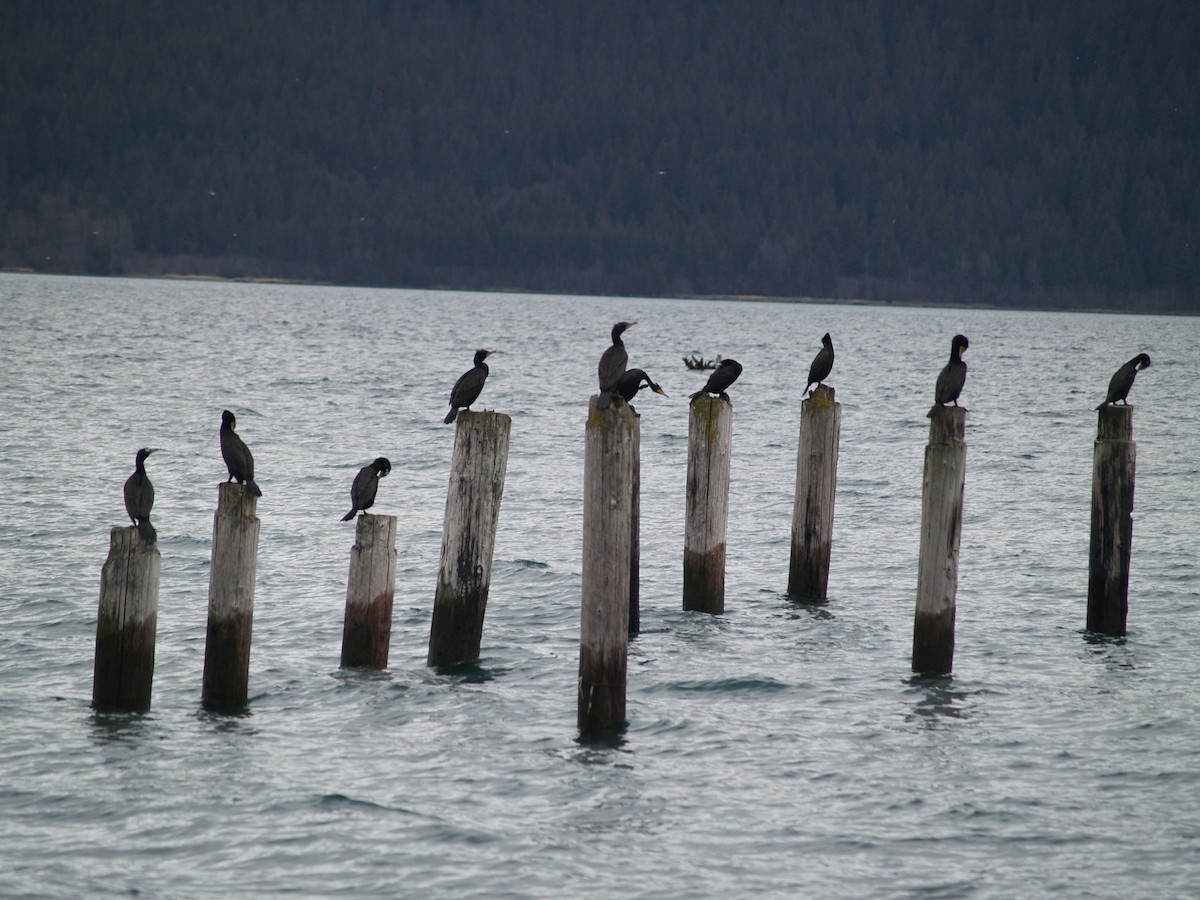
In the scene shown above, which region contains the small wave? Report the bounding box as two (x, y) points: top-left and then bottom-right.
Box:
(645, 677), (791, 695)
(317, 793), (411, 814)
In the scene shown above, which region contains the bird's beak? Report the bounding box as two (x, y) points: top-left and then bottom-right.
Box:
(653, 386), (668, 397)
(147, 448), (160, 455)
(486, 350), (496, 357)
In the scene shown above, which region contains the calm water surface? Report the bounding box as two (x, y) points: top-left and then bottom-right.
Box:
(1, 273), (1198, 898)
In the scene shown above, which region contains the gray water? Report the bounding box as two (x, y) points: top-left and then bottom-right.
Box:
(1, 272), (1197, 898)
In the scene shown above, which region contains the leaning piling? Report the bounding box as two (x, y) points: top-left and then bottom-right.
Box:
(912, 406), (967, 675)
(427, 411), (511, 668)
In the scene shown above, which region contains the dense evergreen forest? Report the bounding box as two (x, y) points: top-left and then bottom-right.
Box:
(1, 0), (1196, 311)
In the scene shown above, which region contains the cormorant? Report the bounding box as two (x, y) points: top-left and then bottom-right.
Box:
(445, 349), (494, 424)
(220, 409), (262, 496)
(597, 321), (636, 410)
(690, 358), (743, 400)
(617, 368), (668, 404)
(805, 333), (835, 395)
(1097, 353), (1151, 409)
(341, 457), (392, 521)
(927, 334), (969, 417)
(123, 447), (158, 542)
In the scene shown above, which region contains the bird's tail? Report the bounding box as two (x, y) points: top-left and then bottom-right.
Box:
(926, 403), (940, 418)
(444, 407), (458, 424)
(246, 478), (263, 497)
(341, 509), (356, 522)
(136, 519), (157, 542)
(597, 391), (613, 410)
(689, 390), (704, 400)
(1094, 401), (1107, 411)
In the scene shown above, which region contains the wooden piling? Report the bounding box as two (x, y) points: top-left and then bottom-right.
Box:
(92, 527), (160, 711)
(579, 395), (637, 734)
(788, 385), (842, 600)
(683, 394), (733, 614)
(341, 514), (398, 668)
(629, 412), (641, 635)
(1087, 405), (1136, 636)
(202, 482), (260, 708)
(912, 406), (966, 675)
(427, 410), (512, 668)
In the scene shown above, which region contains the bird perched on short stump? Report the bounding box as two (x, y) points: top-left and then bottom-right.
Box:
(123, 447), (159, 542)
(805, 333), (835, 395)
(690, 358), (742, 401)
(617, 368), (668, 406)
(220, 409), (262, 496)
(597, 321), (636, 409)
(445, 349), (494, 424)
(341, 457), (392, 521)
(927, 334), (969, 417)
(1096, 353), (1151, 409)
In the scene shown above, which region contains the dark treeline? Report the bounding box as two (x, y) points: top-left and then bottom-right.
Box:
(2, 0), (1196, 311)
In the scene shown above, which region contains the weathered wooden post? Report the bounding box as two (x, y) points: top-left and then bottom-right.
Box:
(1088, 405), (1136, 636)
(788, 385), (842, 600)
(912, 406), (967, 674)
(629, 412), (641, 635)
(683, 394), (733, 614)
(92, 527), (160, 711)
(427, 410), (511, 668)
(341, 514), (398, 668)
(202, 482), (260, 707)
(579, 395), (637, 734)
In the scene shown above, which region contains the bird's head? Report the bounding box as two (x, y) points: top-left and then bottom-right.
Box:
(613, 321), (636, 339)
(822, 332), (833, 347)
(650, 382), (669, 397)
(1136, 353), (1151, 370)
(372, 457), (392, 477)
(952, 334), (969, 354)
(474, 349), (495, 365)
(221, 409), (237, 429)
(136, 448), (159, 464)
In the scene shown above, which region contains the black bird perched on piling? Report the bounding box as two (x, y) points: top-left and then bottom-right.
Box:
(690, 358), (743, 400)
(123, 447), (159, 542)
(445, 349), (494, 424)
(1096, 353), (1151, 409)
(341, 457), (392, 521)
(597, 321), (636, 410)
(617, 368), (668, 405)
(927, 334), (969, 417)
(805, 333), (835, 395)
(220, 409), (262, 496)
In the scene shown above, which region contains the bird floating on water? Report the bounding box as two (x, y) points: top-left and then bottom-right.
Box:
(927, 334), (969, 417)
(690, 358), (742, 401)
(341, 457), (392, 521)
(597, 321), (635, 410)
(220, 409), (262, 496)
(123, 447), (159, 542)
(805, 333), (835, 395)
(445, 349), (494, 424)
(1096, 353), (1151, 409)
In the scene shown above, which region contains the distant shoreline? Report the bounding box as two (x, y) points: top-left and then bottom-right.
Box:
(2, 267), (1193, 317)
